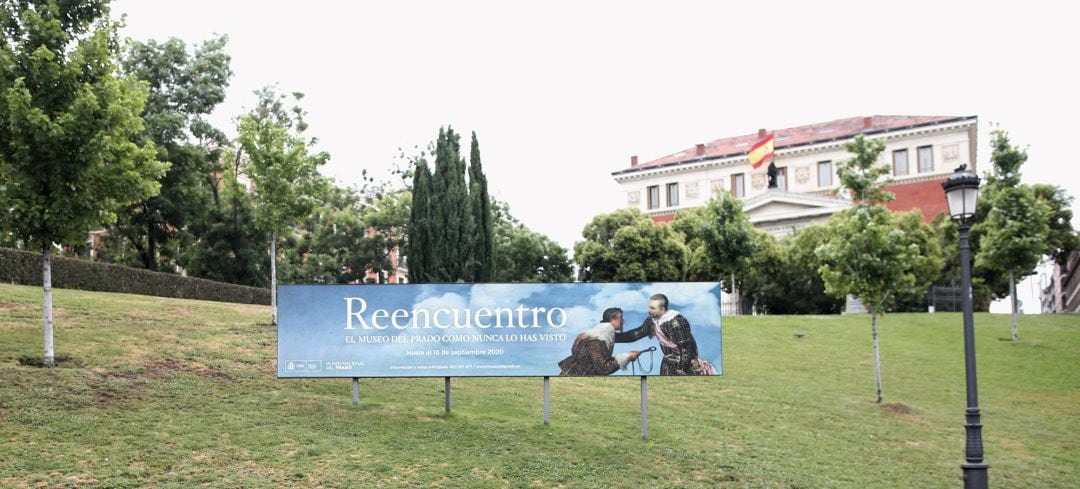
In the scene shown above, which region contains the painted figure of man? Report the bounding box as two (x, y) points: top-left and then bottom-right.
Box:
(617, 293), (711, 375)
(558, 308), (642, 376)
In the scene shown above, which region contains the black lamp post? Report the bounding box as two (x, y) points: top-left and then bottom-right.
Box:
(942, 165), (988, 489)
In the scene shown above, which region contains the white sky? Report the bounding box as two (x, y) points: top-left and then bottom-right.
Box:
(112, 1), (1078, 312)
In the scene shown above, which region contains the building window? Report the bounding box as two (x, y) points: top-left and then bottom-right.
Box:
(918, 145), (933, 173)
(817, 161), (833, 188)
(893, 149), (909, 176)
(647, 185), (660, 209)
(777, 167), (787, 191)
(731, 173), (745, 198)
(666, 183), (679, 207)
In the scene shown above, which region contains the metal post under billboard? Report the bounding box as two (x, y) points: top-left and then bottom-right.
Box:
(641, 376), (648, 440)
(543, 377), (551, 425)
(444, 377), (451, 413)
(352, 377), (359, 406)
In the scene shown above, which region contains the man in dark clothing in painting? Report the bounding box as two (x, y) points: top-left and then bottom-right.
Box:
(558, 308), (642, 376)
(616, 293), (711, 375)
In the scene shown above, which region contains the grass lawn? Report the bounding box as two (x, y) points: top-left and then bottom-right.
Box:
(1, 283), (1078, 488)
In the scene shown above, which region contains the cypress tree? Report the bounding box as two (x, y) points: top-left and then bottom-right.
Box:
(407, 158), (434, 283)
(432, 127), (470, 281)
(469, 132), (495, 281)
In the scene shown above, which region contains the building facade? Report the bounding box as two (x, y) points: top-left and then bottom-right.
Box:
(612, 115), (978, 237)
(1040, 251), (1080, 313)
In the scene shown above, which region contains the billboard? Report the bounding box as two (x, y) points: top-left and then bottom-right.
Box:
(277, 282), (721, 378)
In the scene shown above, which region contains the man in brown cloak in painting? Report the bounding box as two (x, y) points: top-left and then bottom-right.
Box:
(558, 307), (642, 376)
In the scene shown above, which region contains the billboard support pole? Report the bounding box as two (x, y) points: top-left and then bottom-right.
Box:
(641, 376), (648, 440)
(543, 376), (551, 425)
(444, 377), (452, 413)
(352, 377), (359, 406)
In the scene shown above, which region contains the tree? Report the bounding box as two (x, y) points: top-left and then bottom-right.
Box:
(431, 127), (470, 281)
(817, 135), (923, 403)
(492, 201), (572, 283)
(819, 206), (922, 403)
(835, 135), (893, 204)
(1031, 184), (1078, 266)
(697, 193), (758, 295)
(238, 88), (329, 324)
(468, 132), (495, 282)
(280, 184), (368, 284)
(104, 35), (232, 272)
(0, 1), (167, 366)
(406, 128), (493, 283)
(975, 130), (1049, 340)
(777, 225), (844, 314)
(407, 156), (434, 283)
(181, 147), (268, 287)
(574, 208), (652, 281)
(737, 229), (785, 313)
(889, 210), (945, 312)
(574, 209), (687, 282)
(360, 188), (410, 284)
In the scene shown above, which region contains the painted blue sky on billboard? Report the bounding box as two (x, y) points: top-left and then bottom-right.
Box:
(278, 282), (722, 378)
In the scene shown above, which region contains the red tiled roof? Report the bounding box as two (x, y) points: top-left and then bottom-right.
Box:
(628, 115), (967, 171)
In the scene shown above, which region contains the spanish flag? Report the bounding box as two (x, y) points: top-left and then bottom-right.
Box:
(748, 134), (775, 169)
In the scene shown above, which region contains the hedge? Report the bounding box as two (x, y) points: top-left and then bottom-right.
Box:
(0, 247), (270, 305)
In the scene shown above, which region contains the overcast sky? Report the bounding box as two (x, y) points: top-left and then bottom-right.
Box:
(112, 1), (1077, 312)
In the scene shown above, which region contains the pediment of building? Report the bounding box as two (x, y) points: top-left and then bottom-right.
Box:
(742, 191), (852, 222)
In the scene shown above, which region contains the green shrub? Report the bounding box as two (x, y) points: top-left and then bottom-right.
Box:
(0, 247), (269, 305)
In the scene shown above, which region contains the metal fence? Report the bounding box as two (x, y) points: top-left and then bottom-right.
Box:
(927, 284), (964, 312)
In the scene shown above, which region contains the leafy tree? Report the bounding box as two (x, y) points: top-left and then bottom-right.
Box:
(777, 225), (844, 314)
(817, 135), (922, 403)
(835, 135), (893, 204)
(574, 208), (654, 281)
(737, 230), (785, 313)
(238, 88), (329, 324)
(975, 130), (1049, 340)
(360, 188), (410, 284)
(889, 210), (945, 312)
(181, 151), (268, 286)
(574, 209), (686, 282)
(0, 0), (167, 366)
(929, 212), (992, 311)
(280, 185), (368, 284)
(671, 205), (725, 281)
(1031, 184), (1078, 266)
(492, 201), (572, 283)
(698, 193), (758, 294)
(819, 206), (921, 403)
(103, 35), (232, 271)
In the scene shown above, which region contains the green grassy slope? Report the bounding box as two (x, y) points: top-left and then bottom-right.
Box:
(1, 283), (1077, 488)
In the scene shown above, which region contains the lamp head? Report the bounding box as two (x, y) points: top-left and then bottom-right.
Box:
(942, 164), (981, 222)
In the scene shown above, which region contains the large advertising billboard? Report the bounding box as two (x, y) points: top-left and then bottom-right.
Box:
(277, 282), (721, 378)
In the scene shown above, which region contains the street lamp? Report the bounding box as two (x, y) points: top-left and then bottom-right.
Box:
(942, 165), (988, 489)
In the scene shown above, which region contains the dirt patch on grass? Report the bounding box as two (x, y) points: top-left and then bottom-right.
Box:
(0, 300), (29, 311)
(880, 402), (917, 415)
(144, 358), (234, 380)
(17, 354), (85, 368)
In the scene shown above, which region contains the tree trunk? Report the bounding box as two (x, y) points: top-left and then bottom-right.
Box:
(43, 244), (55, 368)
(1010, 270), (1019, 341)
(271, 232), (278, 326)
(145, 219), (157, 271)
(872, 311), (883, 404)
